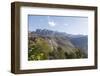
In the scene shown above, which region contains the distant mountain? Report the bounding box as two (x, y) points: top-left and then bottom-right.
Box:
(70, 36), (88, 55)
(33, 29), (69, 38)
(28, 29), (88, 60)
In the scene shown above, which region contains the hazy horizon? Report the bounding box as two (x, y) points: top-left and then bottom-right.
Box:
(28, 15), (88, 35)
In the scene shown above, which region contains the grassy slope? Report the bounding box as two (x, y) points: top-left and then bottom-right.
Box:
(28, 35), (87, 61)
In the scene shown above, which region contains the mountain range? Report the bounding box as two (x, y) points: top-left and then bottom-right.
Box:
(28, 29), (88, 60)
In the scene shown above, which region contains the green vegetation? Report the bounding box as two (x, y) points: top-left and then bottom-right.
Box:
(28, 37), (87, 61)
(28, 37), (52, 60)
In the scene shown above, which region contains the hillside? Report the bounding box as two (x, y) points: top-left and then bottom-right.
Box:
(70, 36), (88, 55)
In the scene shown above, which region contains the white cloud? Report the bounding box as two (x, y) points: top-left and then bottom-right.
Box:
(48, 21), (56, 27)
(47, 16), (56, 27)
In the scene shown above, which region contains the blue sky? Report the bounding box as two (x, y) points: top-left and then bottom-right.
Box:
(28, 15), (88, 35)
